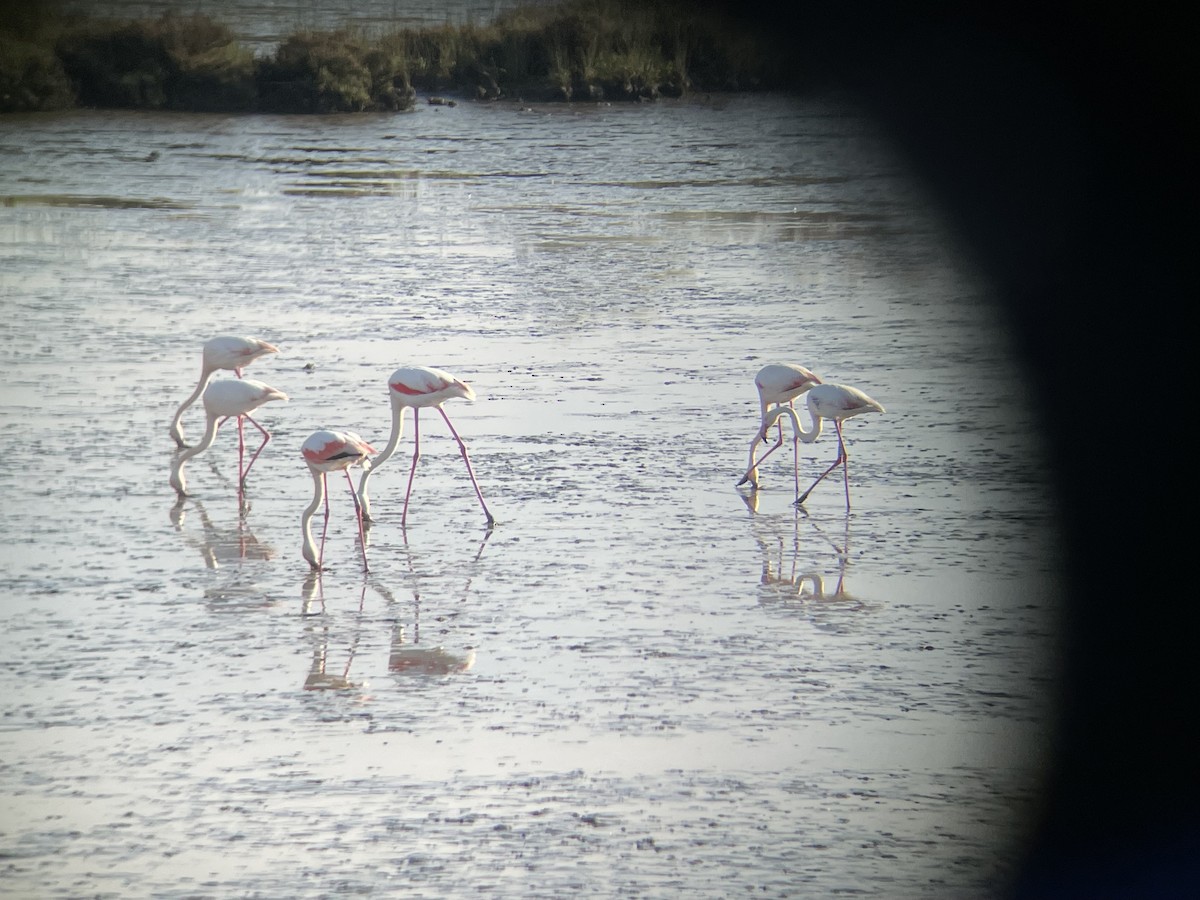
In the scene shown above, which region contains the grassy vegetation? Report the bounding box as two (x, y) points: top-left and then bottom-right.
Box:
(256, 30), (414, 113)
(56, 15), (258, 112)
(0, 0), (790, 114)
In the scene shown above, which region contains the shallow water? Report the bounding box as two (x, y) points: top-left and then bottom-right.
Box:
(1, 94), (1059, 896)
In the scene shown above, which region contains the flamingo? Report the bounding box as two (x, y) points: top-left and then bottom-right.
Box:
(739, 383), (885, 510)
(357, 365), (494, 528)
(170, 378), (288, 501)
(170, 336), (279, 449)
(737, 363), (823, 493)
(301, 430), (377, 571)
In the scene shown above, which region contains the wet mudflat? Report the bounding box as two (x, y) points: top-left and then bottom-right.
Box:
(1, 94), (1058, 896)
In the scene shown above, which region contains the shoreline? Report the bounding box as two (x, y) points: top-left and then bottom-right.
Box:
(1, 0), (793, 115)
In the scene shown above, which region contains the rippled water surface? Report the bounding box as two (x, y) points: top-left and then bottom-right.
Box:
(1, 94), (1059, 896)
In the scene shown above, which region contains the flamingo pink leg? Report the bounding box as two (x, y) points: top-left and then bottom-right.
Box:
(215, 412), (268, 497)
(797, 421), (852, 510)
(438, 407), (495, 527)
(751, 434), (786, 472)
(236, 415), (246, 503)
(401, 409), (423, 527)
(766, 402), (801, 494)
(318, 473), (331, 565)
(839, 423), (851, 508)
(238, 414), (272, 490)
(345, 470), (369, 571)
(789, 400), (800, 498)
(760, 402), (801, 497)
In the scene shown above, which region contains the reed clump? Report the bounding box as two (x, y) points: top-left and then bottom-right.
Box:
(257, 30), (414, 113)
(56, 14), (258, 112)
(0, 0), (74, 112)
(391, 0), (780, 101)
(1, 0), (790, 115)
(0, 37), (74, 112)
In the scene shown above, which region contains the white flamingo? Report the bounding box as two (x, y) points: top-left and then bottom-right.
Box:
(738, 363), (823, 493)
(357, 365), (494, 528)
(170, 378), (287, 500)
(301, 429), (376, 571)
(740, 382), (885, 510)
(170, 335), (279, 449)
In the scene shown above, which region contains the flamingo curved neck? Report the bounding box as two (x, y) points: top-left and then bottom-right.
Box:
(740, 403), (824, 489)
(169, 367), (215, 444)
(747, 404), (819, 469)
(764, 404), (821, 444)
(302, 469), (326, 568)
(375, 399), (410, 468)
(170, 413), (221, 494)
(356, 400), (408, 520)
(797, 573), (826, 596)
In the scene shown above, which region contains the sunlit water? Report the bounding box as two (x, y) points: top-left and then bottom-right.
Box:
(0, 94), (1059, 896)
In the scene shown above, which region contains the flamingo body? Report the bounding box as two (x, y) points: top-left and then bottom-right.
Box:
(357, 365), (493, 527)
(202, 335), (280, 372)
(170, 378), (287, 498)
(201, 378), (287, 419)
(740, 363), (823, 492)
(755, 363), (823, 407)
(171, 336), (279, 448)
(806, 383), (885, 422)
(302, 430), (377, 571)
(388, 366), (476, 406)
(302, 429), (377, 472)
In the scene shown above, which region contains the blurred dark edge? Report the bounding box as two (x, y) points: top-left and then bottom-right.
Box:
(7, 0), (1196, 892)
(708, 0), (1196, 895)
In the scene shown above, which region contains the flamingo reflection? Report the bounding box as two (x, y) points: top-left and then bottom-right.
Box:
(388, 527), (490, 677)
(389, 595), (477, 676)
(300, 570), (369, 692)
(174, 446), (259, 517)
(296, 534), (485, 691)
(170, 499), (275, 568)
(747, 506), (871, 624)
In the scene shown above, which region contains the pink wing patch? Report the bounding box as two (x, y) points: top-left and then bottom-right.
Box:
(391, 374), (461, 396)
(831, 393), (881, 415)
(236, 339), (277, 359)
(303, 438), (343, 462)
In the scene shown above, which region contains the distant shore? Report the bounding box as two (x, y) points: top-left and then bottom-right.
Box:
(1, 0), (794, 115)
